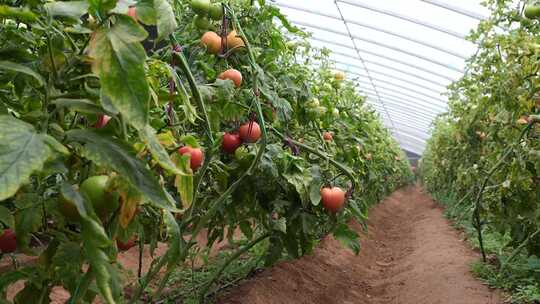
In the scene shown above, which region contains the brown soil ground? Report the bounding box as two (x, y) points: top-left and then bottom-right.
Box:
(219, 185), (504, 304)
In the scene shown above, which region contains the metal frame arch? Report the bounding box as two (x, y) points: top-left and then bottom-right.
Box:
(354, 81), (447, 108)
(357, 85), (447, 113)
(420, 0), (486, 20)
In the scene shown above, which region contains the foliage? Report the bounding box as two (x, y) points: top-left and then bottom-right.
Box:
(420, 0), (540, 302)
(0, 0), (411, 302)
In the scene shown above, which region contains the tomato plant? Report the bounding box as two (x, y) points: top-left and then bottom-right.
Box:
(0, 0), (412, 303)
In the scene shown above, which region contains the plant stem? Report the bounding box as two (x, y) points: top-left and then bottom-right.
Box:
(198, 233), (270, 302)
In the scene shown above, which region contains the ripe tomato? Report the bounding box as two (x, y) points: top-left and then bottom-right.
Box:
(178, 146), (204, 170)
(209, 3), (223, 20)
(218, 69), (242, 88)
(127, 6), (137, 21)
(320, 187), (346, 213)
(80, 175), (119, 218)
(222, 132), (242, 153)
(0, 229), (16, 253)
(94, 114), (111, 128)
(117, 237), (137, 251)
(190, 0), (211, 15)
(227, 30), (245, 50)
(239, 121), (261, 143)
(201, 31), (222, 54)
(334, 70), (345, 81)
(323, 132), (333, 141)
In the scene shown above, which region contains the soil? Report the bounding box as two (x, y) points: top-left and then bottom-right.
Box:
(219, 185), (504, 304)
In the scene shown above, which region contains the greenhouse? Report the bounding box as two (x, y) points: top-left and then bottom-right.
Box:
(0, 0), (537, 303)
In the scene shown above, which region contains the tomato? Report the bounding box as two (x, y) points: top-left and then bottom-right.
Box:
(320, 187), (346, 213)
(307, 98), (320, 108)
(366, 153), (373, 161)
(80, 175), (119, 218)
(94, 114), (111, 128)
(323, 132), (333, 141)
(0, 229), (16, 253)
(218, 69), (242, 88)
(58, 192), (80, 221)
(517, 116), (529, 125)
(127, 6), (137, 21)
(234, 146), (249, 161)
(190, 0), (211, 15)
(194, 15), (211, 30)
(525, 5), (540, 19)
(222, 132), (242, 153)
(117, 237), (137, 251)
(178, 146), (204, 170)
(227, 30), (245, 50)
(208, 3), (223, 20)
(332, 108), (340, 118)
(201, 31), (222, 54)
(334, 70), (345, 81)
(239, 121), (261, 143)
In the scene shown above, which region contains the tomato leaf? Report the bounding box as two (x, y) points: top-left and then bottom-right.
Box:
(0, 61), (45, 87)
(139, 125), (189, 175)
(89, 15), (149, 129)
(66, 129), (177, 211)
(14, 193), (42, 253)
(0, 116), (68, 200)
(52, 98), (105, 115)
(333, 223), (360, 255)
(153, 0), (177, 39)
(45, 1), (89, 19)
(0, 205), (14, 229)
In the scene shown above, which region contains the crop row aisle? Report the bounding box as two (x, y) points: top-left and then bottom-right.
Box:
(0, 0), (413, 303)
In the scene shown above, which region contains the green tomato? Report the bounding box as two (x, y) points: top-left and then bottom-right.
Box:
(525, 5), (540, 19)
(332, 108), (340, 118)
(80, 175), (119, 218)
(190, 0), (211, 15)
(193, 15), (211, 30)
(208, 3), (223, 20)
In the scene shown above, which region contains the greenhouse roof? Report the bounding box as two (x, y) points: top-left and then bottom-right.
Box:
(270, 0), (490, 155)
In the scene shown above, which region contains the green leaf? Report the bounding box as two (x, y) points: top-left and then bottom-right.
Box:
(52, 98), (105, 115)
(0, 61), (44, 87)
(239, 221), (253, 239)
(45, 1), (89, 19)
(89, 15), (149, 129)
(333, 223), (360, 255)
(162, 210), (182, 272)
(171, 153), (194, 209)
(0, 116), (67, 200)
(272, 217), (287, 233)
(66, 129), (177, 211)
(0, 205), (14, 228)
(153, 0), (177, 39)
(139, 125), (188, 176)
(14, 194), (43, 253)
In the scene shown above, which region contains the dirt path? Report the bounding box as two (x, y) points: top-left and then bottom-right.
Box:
(219, 186), (503, 304)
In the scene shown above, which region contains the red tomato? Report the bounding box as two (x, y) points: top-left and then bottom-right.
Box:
(222, 132), (242, 153)
(201, 31), (222, 55)
(127, 6), (137, 20)
(323, 132), (333, 141)
(94, 114), (111, 128)
(117, 237), (136, 251)
(178, 146), (204, 170)
(320, 187), (346, 213)
(218, 69), (242, 88)
(239, 121), (261, 143)
(0, 229), (16, 253)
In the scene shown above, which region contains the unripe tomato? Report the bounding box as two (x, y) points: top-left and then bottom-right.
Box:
(234, 146), (249, 161)
(525, 5), (540, 19)
(0, 229), (16, 253)
(218, 69), (242, 88)
(307, 98), (320, 108)
(80, 175), (119, 218)
(127, 6), (137, 21)
(94, 114), (111, 128)
(239, 121), (261, 143)
(178, 146), (204, 170)
(117, 237), (137, 251)
(332, 108), (340, 118)
(209, 3), (223, 20)
(190, 0), (211, 15)
(320, 187), (346, 213)
(194, 15), (211, 30)
(227, 30), (245, 50)
(323, 132), (333, 141)
(201, 31), (222, 54)
(222, 132), (242, 153)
